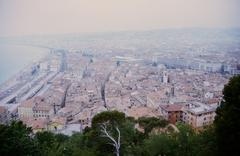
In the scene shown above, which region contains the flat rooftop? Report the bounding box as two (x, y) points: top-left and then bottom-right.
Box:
(187, 102), (216, 114)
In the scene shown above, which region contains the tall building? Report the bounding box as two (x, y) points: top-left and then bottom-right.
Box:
(0, 106), (8, 124)
(162, 71), (169, 84)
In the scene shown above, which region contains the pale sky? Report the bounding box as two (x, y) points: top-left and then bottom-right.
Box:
(0, 0), (240, 37)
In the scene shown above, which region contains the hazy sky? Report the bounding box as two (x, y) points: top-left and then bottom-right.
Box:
(0, 0), (240, 37)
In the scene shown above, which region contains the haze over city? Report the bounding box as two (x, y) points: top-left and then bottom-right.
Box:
(0, 0), (240, 36)
(0, 1), (240, 156)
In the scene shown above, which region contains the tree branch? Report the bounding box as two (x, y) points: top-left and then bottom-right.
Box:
(100, 123), (121, 156)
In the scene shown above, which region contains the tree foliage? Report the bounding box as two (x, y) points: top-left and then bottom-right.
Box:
(138, 116), (168, 135)
(214, 75), (240, 156)
(0, 113), (216, 156)
(0, 121), (39, 156)
(91, 110), (126, 128)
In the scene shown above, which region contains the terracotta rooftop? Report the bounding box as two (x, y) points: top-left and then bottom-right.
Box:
(207, 98), (220, 104)
(19, 96), (46, 108)
(127, 106), (160, 119)
(33, 104), (52, 111)
(19, 99), (35, 108)
(31, 118), (48, 129)
(160, 104), (184, 112)
(51, 116), (66, 125)
(22, 118), (47, 130)
(0, 106), (7, 113)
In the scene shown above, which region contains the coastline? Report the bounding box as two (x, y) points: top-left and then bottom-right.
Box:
(0, 44), (50, 91)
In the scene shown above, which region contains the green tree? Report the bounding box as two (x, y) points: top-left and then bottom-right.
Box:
(214, 75), (240, 156)
(119, 120), (145, 155)
(195, 126), (217, 156)
(35, 131), (57, 155)
(86, 111), (126, 156)
(174, 123), (198, 156)
(35, 131), (71, 156)
(87, 111), (145, 156)
(144, 134), (176, 156)
(0, 121), (39, 156)
(64, 133), (97, 156)
(91, 110), (126, 128)
(138, 117), (168, 135)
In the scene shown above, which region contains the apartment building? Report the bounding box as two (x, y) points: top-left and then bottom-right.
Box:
(33, 103), (54, 118)
(159, 104), (184, 124)
(182, 102), (216, 128)
(18, 96), (54, 119)
(159, 102), (216, 128)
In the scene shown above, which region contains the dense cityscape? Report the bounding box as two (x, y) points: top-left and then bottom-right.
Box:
(0, 29), (239, 134)
(1, 0), (240, 155)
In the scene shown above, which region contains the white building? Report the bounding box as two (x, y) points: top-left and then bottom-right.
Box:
(33, 103), (54, 118)
(18, 96), (54, 119)
(18, 99), (35, 119)
(182, 102), (216, 128)
(162, 71), (169, 84)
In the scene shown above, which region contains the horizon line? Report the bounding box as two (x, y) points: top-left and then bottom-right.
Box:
(1, 26), (240, 39)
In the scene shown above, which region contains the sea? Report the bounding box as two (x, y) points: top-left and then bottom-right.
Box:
(0, 44), (49, 84)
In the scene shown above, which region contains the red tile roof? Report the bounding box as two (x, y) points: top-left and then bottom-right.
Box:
(160, 104), (184, 112)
